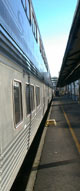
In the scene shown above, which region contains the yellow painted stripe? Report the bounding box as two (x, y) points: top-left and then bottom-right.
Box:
(62, 106), (80, 153)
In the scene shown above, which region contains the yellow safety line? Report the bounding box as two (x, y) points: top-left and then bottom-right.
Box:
(62, 106), (80, 153)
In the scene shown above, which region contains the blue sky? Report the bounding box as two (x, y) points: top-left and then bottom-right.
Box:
(33, 0), (78, 77)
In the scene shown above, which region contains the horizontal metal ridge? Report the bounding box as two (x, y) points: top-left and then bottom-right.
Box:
(0, 125), (30, 191)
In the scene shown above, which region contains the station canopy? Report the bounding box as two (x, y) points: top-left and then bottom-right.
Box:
(57, 0), (80, 87)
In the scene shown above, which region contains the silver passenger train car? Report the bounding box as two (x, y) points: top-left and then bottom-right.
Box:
(0, 0), (53, 190)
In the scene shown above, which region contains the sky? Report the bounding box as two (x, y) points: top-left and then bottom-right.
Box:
(32, 0), (78, 77)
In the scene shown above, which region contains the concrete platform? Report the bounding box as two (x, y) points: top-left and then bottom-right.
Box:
(33, 96), (80, 191)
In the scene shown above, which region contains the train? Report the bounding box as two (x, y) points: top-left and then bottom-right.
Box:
(0, 0), (53, 190)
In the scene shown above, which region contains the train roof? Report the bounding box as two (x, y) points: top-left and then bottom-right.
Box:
(57, 0), (80, 87)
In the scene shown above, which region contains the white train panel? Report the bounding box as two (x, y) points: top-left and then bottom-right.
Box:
(0, 56), (52, 190)
(0, 126), (29, 191)
(29, 107), (43, 146)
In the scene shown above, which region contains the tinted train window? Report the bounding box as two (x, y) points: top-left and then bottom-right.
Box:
(25, 0), (30, 20)
(37, 29), (39, 43)
(36, 86), (40, 106)
(31, 8), (35, 33)
(31, 11), (37, 40)
(21, 0), (25, 9)
(39, 38), (42, 52)
(21, 0), (30, 21)
(26, 84), (31, 114)
(13, 81), (23, 126)
(30, 85), (35, 111)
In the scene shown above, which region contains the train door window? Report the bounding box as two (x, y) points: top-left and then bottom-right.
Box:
(13, 81), (23, 126)
(30, 85), (35, 111)
(36, 86), (40, 107)
(26, 84), (31, 115)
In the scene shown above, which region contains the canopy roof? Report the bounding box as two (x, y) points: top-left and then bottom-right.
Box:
(57, 0), (80, 87)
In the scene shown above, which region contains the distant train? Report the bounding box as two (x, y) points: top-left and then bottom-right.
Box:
(0, 0), (53, 190)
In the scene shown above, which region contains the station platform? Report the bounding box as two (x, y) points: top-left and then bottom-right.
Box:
(33, 96), (80, 191)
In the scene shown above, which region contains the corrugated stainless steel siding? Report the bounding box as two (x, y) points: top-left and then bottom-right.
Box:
(0, 125), (29, 191)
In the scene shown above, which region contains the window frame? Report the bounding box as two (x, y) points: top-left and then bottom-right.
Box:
(13, 79), (23, 128)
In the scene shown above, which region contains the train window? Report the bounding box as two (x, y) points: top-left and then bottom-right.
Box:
(30, 85), (35, 111)
(21, 0), (31, 22)
(37, 29), (40, 44)
(39, 38), (42, 52)
(31, 11), (37, 40)
(26, 84), (31, 114)
(21, 0), (25, 9)
(13, 81), (23, 126)
(25, 0), (30, 21)
(36, 86), (40, 106)
(32, 13), (35, 34)
(35, 23), (38, 41)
